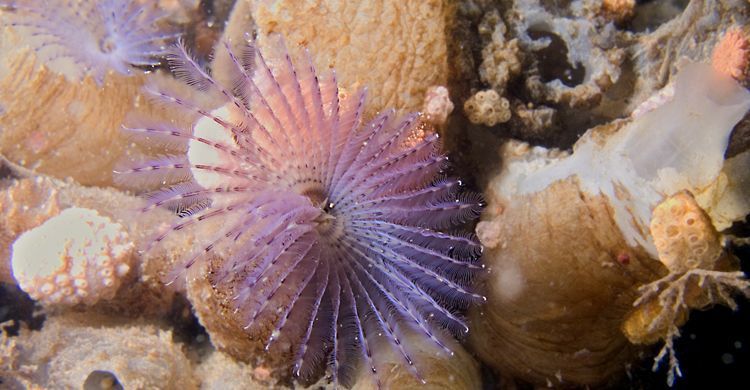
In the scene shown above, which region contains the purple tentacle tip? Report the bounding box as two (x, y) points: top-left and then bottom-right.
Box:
(120, 35), (484, 388)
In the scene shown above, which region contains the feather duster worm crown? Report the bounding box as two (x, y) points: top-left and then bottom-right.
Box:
(0, 0), (176, 83)
(118, 36), (484, 387)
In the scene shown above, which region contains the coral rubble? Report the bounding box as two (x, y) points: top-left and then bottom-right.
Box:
(0, 314), (198, 389)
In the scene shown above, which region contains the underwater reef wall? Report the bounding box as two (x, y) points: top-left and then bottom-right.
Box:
(0, 0), (749, 389)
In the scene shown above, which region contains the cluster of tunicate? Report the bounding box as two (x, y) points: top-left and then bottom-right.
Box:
(459, 10), (523, 130)
(464, 89), (511, 126)
(621, 190), (750, 386)
(650, 191), (721, 272)
(623, 191), (727, 347)
(11, 207), (134, 306)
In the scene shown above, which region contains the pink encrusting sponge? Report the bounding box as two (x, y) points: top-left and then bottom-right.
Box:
(0, 0), (176, 84)
(118, 37), (484, 387)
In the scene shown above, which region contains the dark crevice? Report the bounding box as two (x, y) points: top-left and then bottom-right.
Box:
(628, 0), (690, 33)
(83, 371), (124, 390)
(726, 112), (750, 159)
(527, 29), (586, 87)
(0, 284), (44, 336)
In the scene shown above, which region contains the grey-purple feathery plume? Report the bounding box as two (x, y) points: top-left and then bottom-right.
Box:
(118, 36), (484, 388)
(0, 0), (177, 84)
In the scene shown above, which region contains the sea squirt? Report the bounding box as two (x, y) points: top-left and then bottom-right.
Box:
(118, 36), (484, 388)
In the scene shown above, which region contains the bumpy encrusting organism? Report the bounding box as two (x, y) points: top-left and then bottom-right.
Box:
(0, 0), (176, 83)
(11, 207), (134, 306)
(119, 37), (484, 387)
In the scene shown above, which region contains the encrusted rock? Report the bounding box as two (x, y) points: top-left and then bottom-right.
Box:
(0, 314), (198, 389)
(508, 0), (625, 108)
(477, 10), (522, 95)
